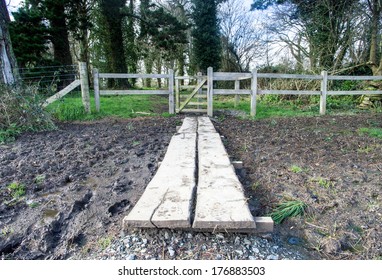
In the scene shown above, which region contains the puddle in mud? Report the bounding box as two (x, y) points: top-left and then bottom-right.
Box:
(42, 209), (59, 219)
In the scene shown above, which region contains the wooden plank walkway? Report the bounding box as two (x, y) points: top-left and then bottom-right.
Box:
(123, 117), (197, 228)
(192, 117), (257, 231)
(123, 117), (273, 232)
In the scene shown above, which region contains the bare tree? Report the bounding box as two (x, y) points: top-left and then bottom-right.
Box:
(0, 0), (18, 84)
(219, 0), (266, 72)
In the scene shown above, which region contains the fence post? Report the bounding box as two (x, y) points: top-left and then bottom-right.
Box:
(320, 71), (328, 115)
(234, 80), (240, 108)
(169, 69), (175, 114)
(93, 68), (100, 112)
(250, 69), (258, 117)
(175, 77), (180, 111)
(207, 67), (214, 117)
(79, 62), (91, 113)
(197, 72), (202, 110)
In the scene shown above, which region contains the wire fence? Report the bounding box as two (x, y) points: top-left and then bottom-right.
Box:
(18, 65), (79, 97)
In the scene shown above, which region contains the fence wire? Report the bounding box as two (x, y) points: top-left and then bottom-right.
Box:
(17, 65), (79, 97)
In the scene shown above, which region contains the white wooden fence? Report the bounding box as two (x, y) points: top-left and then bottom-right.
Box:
(93, 69), (175, 114)
(43, 63), (381, 117)
(206, 67), (382, 117)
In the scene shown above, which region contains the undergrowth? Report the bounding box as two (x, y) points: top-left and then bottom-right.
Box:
(0, 84), (55, 143)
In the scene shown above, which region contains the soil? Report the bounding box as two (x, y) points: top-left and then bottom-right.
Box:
(0, 116), (182, 259)
(0, 112), (381, 260)
(214, 112), (381, 260)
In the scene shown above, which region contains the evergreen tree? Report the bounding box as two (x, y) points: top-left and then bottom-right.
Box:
(9, 5), (51, 68)
(42, 0), (73, 66)
(191, 0), (221, 73)
(67, 0), (93, 64)
(99, 0), (129, 87)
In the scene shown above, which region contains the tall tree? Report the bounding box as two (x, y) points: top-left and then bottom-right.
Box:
(9, 4), (51, 68)
(191, 0), (221, 73)
(252, 0), (358, 72)
(67, 0), (93, 64)
(0, 0), (18, 84)
(44, 0), (73, 66)
(99, 0), (129, 87)
(219, 0), (265, 72)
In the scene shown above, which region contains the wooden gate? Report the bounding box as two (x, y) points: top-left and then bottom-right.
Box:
(176, 76), (208, 114)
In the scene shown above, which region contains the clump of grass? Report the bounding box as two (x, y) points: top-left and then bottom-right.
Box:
(358, 127), (382, 139)
(310, 177), (334, 189)
(50, 103), (87, 121)
(289, 165), (303, 173)
(271, 199), (307, 224)
(7, 182), (26, 199)
(98, 237), (112, 250)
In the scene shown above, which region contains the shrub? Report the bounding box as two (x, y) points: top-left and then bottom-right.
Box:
(0, 83), (55, 143)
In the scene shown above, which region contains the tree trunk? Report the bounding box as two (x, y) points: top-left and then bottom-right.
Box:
(0, 0), (18, 84)
(360, 0), (382, 108)
(49, 2), (73, 66)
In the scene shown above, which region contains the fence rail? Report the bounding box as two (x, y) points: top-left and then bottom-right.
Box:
(93, 69), (175, 114)
(39, 63), (382, 117)
(205, 67), (382, 117)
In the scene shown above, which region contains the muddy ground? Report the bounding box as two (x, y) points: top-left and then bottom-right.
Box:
(0, 112), (381, 260)
(215, 112), (381, 260)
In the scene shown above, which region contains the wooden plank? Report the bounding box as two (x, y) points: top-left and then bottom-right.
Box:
(251, 69), (258, 117)
(328, 90), (382, 95)
(257, 73), (322, 80)
(179, 109), (208, 113)
(234, 80), (240, 108)
(99, 73), (169, 79)
(328, 75), (382, 81)
(43, 79), (81, 107)
(93, 68), (100, 112)
(320, 71), (328, 115)
(258, 90), (321, 95)
(177, 117), (198, 134)
(100, 90), (169, 95)
(193, 117), (256, 231)
(79, 62), (90, 113)
(123, 117), (197, 229)
(188, 102), (207, 106)
(213, 72), (252, 81)
(214, 89), (251, 95)
(207, 67), (213, 117)
(169, 69), (175, 114)
(198, 116), (216, 134)
(175, 78), (180, 110)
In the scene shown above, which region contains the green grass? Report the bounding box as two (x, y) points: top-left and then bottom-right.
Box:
(358, 127), (382, 139)
(270, 199), (307, 224)
(7, 182), (26, 199)
(46, 91), (169, 121)
(213, 96), (316, 119)
(289, 165), (303, 173)
(45, 91), (373, 122)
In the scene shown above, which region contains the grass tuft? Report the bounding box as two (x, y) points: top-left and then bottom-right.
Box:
(271, 199), (307, 224)
(358, 127), (382, 139)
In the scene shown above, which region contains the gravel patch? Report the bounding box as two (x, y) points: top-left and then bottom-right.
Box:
(71, 229), (315, 260)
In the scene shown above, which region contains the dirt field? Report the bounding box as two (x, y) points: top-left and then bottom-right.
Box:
(0, 113), (381, 260)
(214, 112), (381, 260)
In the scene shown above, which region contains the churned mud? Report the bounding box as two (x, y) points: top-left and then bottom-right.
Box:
(214, 112), (381, 260)
(1, 112), (381, 260)
(0, 117), (181, 259)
